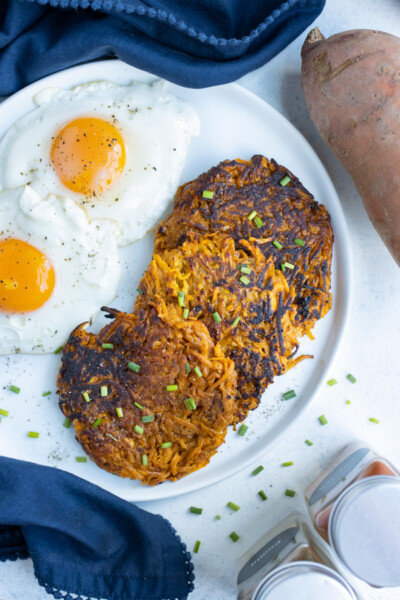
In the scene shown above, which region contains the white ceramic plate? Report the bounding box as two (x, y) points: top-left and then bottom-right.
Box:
(0, 60), (351, 501)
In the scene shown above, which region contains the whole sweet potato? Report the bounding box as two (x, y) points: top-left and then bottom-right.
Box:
(301, 28), (400, 266)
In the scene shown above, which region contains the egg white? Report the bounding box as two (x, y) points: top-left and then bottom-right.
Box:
(0, 80), (200, 246)
(0, 186), (121, 354)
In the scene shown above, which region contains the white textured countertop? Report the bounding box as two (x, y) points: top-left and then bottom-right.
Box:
(1, 0), (400, 599)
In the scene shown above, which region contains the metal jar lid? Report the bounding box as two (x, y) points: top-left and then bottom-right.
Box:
(253, 561), (357, 600)
(328, 476), (400, 587)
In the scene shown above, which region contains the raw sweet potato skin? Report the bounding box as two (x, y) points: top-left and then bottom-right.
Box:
(301, 28), (400, 266)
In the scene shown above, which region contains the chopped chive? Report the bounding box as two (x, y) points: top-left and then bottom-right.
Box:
(9, 385), (20, 394)
(232, 316), (241, 327)
(184, 398), (197, 411)
(282, 461), (294, 467)
(240, 275), (250, 285)
(248, 210), (257, 221)
(240, 266), (252, 274)
(116, 407), (123, 418)
(142, 454), (148, 466)
(178, 293), (185, 307)
(369, 417), (380, 424)
(185, 362), (191, 374)
(347, 373), (357, 383)
(194, 540), (201, 553)
(285, 489), (296, 497)
(238, 424), (248, 437)
(0, 408), (9, 417)
(134, 401), (144, 410)
(305, 439), (313, 446)
(100, 385), (108, 397)
(283, 262), (295, 270)
(183, 308), (189, 319)
(190, 506), (203, 515)
(63, 417), (71, 428)
(102, 343), (114, 349)
(282, 390), (296, 401)
(215, 515), (221, 520)
(229, 532), (240, 542)
(346, 400), (351, 405)
(134, 425), (144, 435)
(327, 378), (337, 386)
(142, 414), (154, 423)
(42, 391), (51, 397)
(106, 433), (118, 442)
(253, 216), (263, 228)
(319, 415), (328, 426)
(252, 465), (264, 476)
(237, 264), (248, 270)
(281, 263), (286, 272)
(272, 240), (283, 250)
(280, 176), (291, 186)
(127, 361), (141, 373)
(258, 490), (268, 501)
(194, 366), (202, 378)
(93, 418), (102, 428)
(82, 392), (90, 403)
(294, 238), (305, 247)
(178, 291), (185, 298)
(54, 346), (63, 354)
(136, 287), (143, 295)
(27, 431), (39, 438)
(212, 311), (222, 323)
(202, 190), (214, 199)
(227, 501), (240, 512)
(161, 441), (172, 448)
(166, 384), (178, 392)
(76, 456), (87, 463)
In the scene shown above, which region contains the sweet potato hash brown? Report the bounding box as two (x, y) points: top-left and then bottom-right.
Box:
(57, 155), (333, 485)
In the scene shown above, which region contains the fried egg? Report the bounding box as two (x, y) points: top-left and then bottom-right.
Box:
(0, 186), (121, 354)
(0, 80), (200, 245)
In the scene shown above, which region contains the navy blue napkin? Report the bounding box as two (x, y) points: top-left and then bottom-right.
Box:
(0, 0), (325, 95)
(0, 456), (194, 600)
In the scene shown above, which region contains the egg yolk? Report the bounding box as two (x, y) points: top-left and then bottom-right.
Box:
(0, 238), (55, 313)
(50, 117), (126, 197)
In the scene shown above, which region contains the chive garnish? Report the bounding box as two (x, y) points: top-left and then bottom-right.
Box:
(229, 532), (240, 542)
(215, 515), (221, 520)
(227, 501), (240, 512)
(82, 392), (90, 403)
(252, 465), (264, 476)
(280, 176), (291, 186)
(253, 216), (263, 228)
(93, 418), (102, 428)
(142, 414), (154, 423)
(128, 361), (141, 373)
(106, 433), (118, 442)
(212, 311), (222, 323)
(327, 378), (337, 386)
(240, 266), (252, 274)
(136, 287), (143, 295)
(161, 441), (172, 448)
(238, 424), (248, 437)
(369, 417), (380, 424)
(319, 415), (328, 426)
(346, 400), (351, 405)
(347, 373), (357, 383)
(0, 409), (9, 417)
(305, 439), (313, 446)
(100, 385), (108, 397)
(134, 425), (144, 435)
(184, 398), (197, 411)
(240, 275), (250, 285)
(76, 456), (87, 463)
(194, 366), (202, 378)
(281, 263), (286, 272)
(54, 346), (63, 354)
(232, 316), (241, 327)
(185, 362), (191, 374)
(294, 238), (305, 246)
(283, 262), (295, 270)
(102, 343), (114, 349)
(166, 384), (178, 392)
(183, 308), (189, 319)
(202, 190), (214, 199)
(194, 540), (201, 553)
(142, 454), (148, 466)
(248, 210), (257, 221)
(259, 490), (268, 501)
(63, 417), (71, 428)
(178, 292), (185, 307)
(273, 240), (282, 250)
(116, 407), (123, 418)
(28, 431), (39, 438)
(282, 390), (296, 401)
(285, 489), (296, 497)
(190, 506), (203, 515)
(134, 401), (144, 410)
(282, 461), (294, 467)
(42, 391), (51, 397)
(9, 385), (20, 394)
